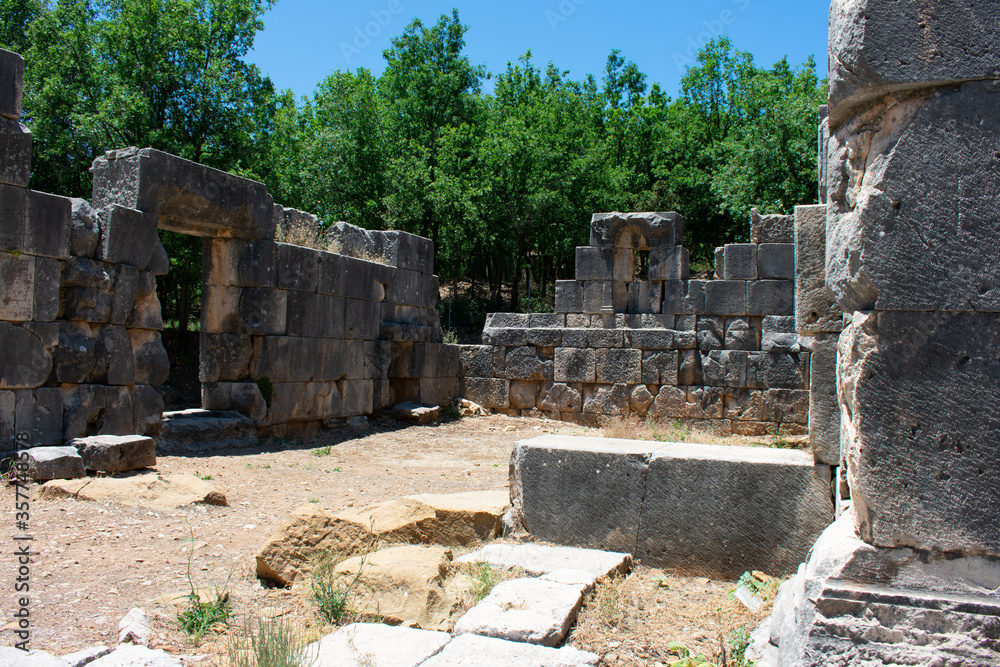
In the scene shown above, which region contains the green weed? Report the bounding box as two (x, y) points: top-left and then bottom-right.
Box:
(227, 614), (311, 667)
(312, 446), (332, 457)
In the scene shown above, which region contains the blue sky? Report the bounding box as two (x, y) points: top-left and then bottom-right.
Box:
(248, 0), (830, 101)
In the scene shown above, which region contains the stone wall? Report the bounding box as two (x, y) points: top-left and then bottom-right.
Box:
(460, 210), (814, 436)
(0, 48), (460, 445)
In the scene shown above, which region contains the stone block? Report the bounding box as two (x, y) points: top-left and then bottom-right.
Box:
(575, 246), (611, 280)
(345, 297), (379, 340)
(459, 345), (500, 378)
(703, 350), (749, 388)
(750, 209), (793, 244)
(340, 256), (375, 301)
(511, 435), (657, 553)
(626, 280), (660, 314)
(127, 272), (162, 329)
(22, 446), (86, 481)
(419, 375), (458, 408)
(565, 314), (589, 327)
(723, 244), (757, 281)
(590, 211), (683, 248)
(828, 82), (1000, 313)
(629, 385), (655, 416)
(757, 243), (794, 280)
(239, 288), (287, 335)
(558, 329), (586, 348)
(275, 242), (320, 292)
(14, 388), (63, 446)
(763, 315), (796, 334)
(705, 280), (746, 316)
(422, 633), (600, 667)
(0, 251), (33, 321)
(462, 377), (509, 409)
(70, 434), (156, 473)
(761, 331), (800, 353)
(724, 316), (758, 351)
(747, 280), (793, 316)
(794, 205), (841, 333)
(509, 380), (540, 410)
(23, 190), (72, 259)
(529, 313), (563, 328)
(582, 281), (612, 314)
(108, 264), (138, 325)
(98, 325), (136, 385)
(203, 238), (276, 288)
(91, 147), (275, 239)
(0, 322), (50, 389)
(525, 328), (561, 347)
(677, 349), (702, 386)
(0, 117), (31, 187)
(596, 348), (641, 384)
(724, 389), (763, 422)
(554, 348), (596, 383)
(748, 351), (809, 390)
(538, 383), (582, 413)
(389, 341), (425, 379)
(55, 321), (95, 384)
(316, 251), (342, 295)
(807, 333), (840, 465)
(650, 385), (724, 421)
(648, 245), (690, 281)
(697, 315), (724, 351)
(0, 182), (25, 250)
(376, 230), (434, 274)
(200, 285), (242, 333)
(95, 205), (158, 269)
(841, 310), (1000, 555)
(760, 388), (810, 425)
(305, 624), (451, 667)
(662, 279), (705, 315)
(505, 347), (547, 382)
(587, 329), (622, 348)
(583, 384), (628, 415)
(0, 49), (24, 120)
(641, 350), (678, 385)
(125, 329), (167, 386)
(131, 384), (165, 435)
(626, 329), (672, 350)
(828, 0), (1000, 125)
(0, 390), (12, 448)
(69, 198), (98, 258)
(713, 246), (725, 279)
(555, 280), (583, 313)
(487, 313), (528, 328)
(637, 443), (832, 578)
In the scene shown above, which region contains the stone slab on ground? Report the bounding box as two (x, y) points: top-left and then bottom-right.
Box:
(453, 577), (587, 646)
(391, 402), (441, 425)
(22, 446), (86, 481)
(510, 435), (658, 553)
(456, 543), (631, 582)
(637, 442), (832, 579)
(306, 623), (451, 667)
(86, 644), (182, 667)
(0, 648), (70, 666)
(60, 647), (111, 667)
(68, 434), (155, 473)
(419, 634), (600, 667)
(38, 473), (227, 509)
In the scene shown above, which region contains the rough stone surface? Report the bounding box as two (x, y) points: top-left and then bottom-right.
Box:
(22, 446), (86, 481)
(457, 543), (632, 581)
(0, 322), (51, 389)
(840, 311), (1000, 556)
(510, 436), (656, 553)
(69, 434), (156, 473)
(0, 118), (31, 188)
(305, 624), (451, 667)
(95, 205), (158, 270)
(391, 402), (440, 425)
(757, 243), (795, 281)
(827, 0), (1000, 126)
(420, 634), (600, 667)
(87, 644), (182, 667)
(453, 578), (588, 646)
(806, 333), (840, 465)
(589, 211), (683, 248)
(24, 190), (72, 259)
(0, 252), (33, 322)
(750, 209), (793, 244)
(637, 442), (832, 578)
(39, 474), (227, 509)
(794, 205), (841, 334)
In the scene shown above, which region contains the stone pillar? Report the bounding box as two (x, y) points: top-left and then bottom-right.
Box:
(766, 2), (1000, 665)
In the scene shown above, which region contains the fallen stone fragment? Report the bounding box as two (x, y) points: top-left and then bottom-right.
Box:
(68, 434), (156, 473)
(453, 577), (588, 646)
(0, 648), (69, 666)
(456, 543), (631, 581)
(22, 446), (85, 481)
(456, 399), (488, 417)
(39, 474), (227, 509)
(419, 634), (600, 667)
(61, 646), (111, 667)
(257, 491), (508, 586)
(117, 608), (150, 646)
(304, 623), (451, 667)
(86, 644), (182, 667)
(391, 402), (440, 425)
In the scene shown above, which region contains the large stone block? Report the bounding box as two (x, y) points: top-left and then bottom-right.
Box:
(69, 434), (156, 473)
(23, 190), (72, 259)
(554, 280), (583, 313)
(724, 316), (758, 351)
(0, 49), (24, 120)
(554, 348), (595, 383)
(840, 311), (1000, 556)
(505, 347), (547, 382)
(582, 281), (612, 314)
(626, 329), (672, 350)
(641, 350), (677, 385)
(722, 244), (757, 281)
(131, 384), (165, 435)
(703, 350), (749, 388)
(462, 377), (509, 409)
(662, 279), (705, 315)
(538, 383), (582, 413)
(0, 182), (25, 250)
(757, 243), (794, 281)
(582, 384), (628, 416)
(0, 117), (31, 187)
(55, 321), (95, 383)
(97, 325), (136, 385)
(109, 264), (138, 325)
(91, 147), (275, 239)
(806, 333), (840, 465)
(575, 247), (611, 280)
(239, 288), (287, 335)
(340, 256), (375, 301)
(276, 242), (320, 292)
(22, 446), (86, 481)
(341, 379), (373, 416)
(372, 230), (434, 274)
(827, 82), (1000, 313)
(0, 322), (50, 389)
(203, 238), (276, 288)
(511, 435), (657, 553)
(14, 388), (63, 446)
(746, 280), (794, 316)
(637, 443), (832, 578)
(704, 280), (746, 316)
(459, 345), (500, 378)
(750, 209), (793, 244)
(127, 272), (162, 329)
(316, 251), (342, 296)
(589, 211), (684, 248)
(95, 205), (159, 269)
(345, 297), (379, 340)
(626, 280), (661, 314)
(0, 251), (33, 321)
(748, 351), (809, 390)
(0, 390), (12, 448)
(648, 245), (689, 280)
(595, 348), (641, 384)
(69, 198), (99, 258)
(828, 0), (1000, 126)
(129, 329), (169, 386)
(794, 205), (841, 333)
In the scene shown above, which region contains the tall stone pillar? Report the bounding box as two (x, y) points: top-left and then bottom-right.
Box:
(765, 2), (1000, 665)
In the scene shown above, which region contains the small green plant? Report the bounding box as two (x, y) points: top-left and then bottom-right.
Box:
(312, 446), (332, 457)
(464, 563), (522, 604)
(726, 626), (755, 667)
(729, 571), (779, 601)
(327, 467), (342, 473)
(5, 248), (22, 256)
(308, 543), (373, 625)
(194, 471), (213, 481)
(442, 329), (459, 344)
(592, 575), (631, 629)
(666, 640), (718, 666)
(442, 403), (461, 419)
(308, 498), (320, 503)
(227, 613), (311, 667)
(771, 423), (791, 448)
(177, 523), (232, 643)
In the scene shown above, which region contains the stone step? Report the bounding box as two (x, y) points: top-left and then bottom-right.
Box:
(420, 634), (599, 667)
(156, 409), (256, 453)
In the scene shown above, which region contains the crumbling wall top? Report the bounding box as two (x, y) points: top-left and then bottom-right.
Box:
(589, 212), (685, 249)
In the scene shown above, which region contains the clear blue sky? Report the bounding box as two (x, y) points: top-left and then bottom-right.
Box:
(248, 0), (830, 101)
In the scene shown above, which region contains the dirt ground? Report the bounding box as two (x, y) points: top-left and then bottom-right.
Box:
(0, 413), (776, 665)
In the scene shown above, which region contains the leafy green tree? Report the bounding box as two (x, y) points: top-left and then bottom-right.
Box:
(0, 0), (42, 53)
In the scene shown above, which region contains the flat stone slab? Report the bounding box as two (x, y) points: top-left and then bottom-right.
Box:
(456, 543), (631, 582)
(0, 648), (69, 666)
(157, 409), (256, 452)
(68, 435), (156, 473)
(305, 623), (450, 667)
(86, 644), (182, 666)
(39, 473), (227, 509)
(419, 634), (600, 667)
(22, 446), (85, 481)
(453, 578), (587, 646)
(391, 402), (440, 425)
